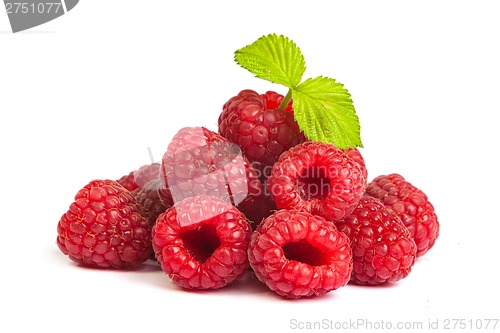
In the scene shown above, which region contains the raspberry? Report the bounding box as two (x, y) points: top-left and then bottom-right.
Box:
(365, 174), (439, 257)
(267, 141), (367, 222)
(116, 172), (138, 192)
(117, 162), (160, 192)
(345, 148), (368, 181)
(152, 195), (251, 289)
(135, 179), (169, 228)
(218, 90), (306, 181)
(135, 179), (169, 260)
(56, 180), (151, 269)
(336, 196), (417, 285)
(248, 209), (352, 298)
(243, 193), (278, 231)
(159, 126), (263, 218)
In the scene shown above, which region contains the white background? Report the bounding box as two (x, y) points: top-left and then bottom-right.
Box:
(1, 1), (499, 332)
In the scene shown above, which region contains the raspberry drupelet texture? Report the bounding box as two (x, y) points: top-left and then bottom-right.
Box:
(116, 172), (138, 192)
(243, 193), (278, 231)
(336, 196), (417, 285)
(365, 174), (439, 257)
(152, 195), (251, 289)
(117, 162), (160, 192)
(267, 141), (367, 222)
(218, 90), (306, 181)
(158, 126), (263, 218)
(344, 148), (368, 181)
(135, 179), (169, 228)
(56, 180), (151, 269)
(135, 179), (170, 260)
(248, 209), (353, 298)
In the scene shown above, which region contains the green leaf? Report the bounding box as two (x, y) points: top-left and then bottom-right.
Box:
(233, 34), (363, 149)
(234, 34), (306, 89)
(292, 76), (363, 149)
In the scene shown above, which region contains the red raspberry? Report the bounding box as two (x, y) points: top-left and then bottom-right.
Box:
(159, 126), (263, 218)
(365, 174), (439, 257)
(152, 195), (251, 289)
(117, 162), (160, 192)
(135, 179), (170, 260)
(218, 90), (306, 181)
(336, 196), (417, 285)
(56, 180), (151, 269)
(135, 179), (169, 228)
(267, 141), (367, 222)
(345, 148), (368, 181)
(116, 172), (138, 192)
(243, 193), (278, 231)
(248, 210), (352, 298)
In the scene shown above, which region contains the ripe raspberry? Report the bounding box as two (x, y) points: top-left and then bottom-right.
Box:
(365, 174), (439, 257)
(336, 196), (417, 285)
(135, 179), (169, 260)
(267, 141), (367, 222)
(345, 148), (368, 180)
(117, 162), (160, 192)
(242, 193), (278, 231)
(248, 210), (352, 298)
(218, 90), (306, 181)
(159, 126), (263, 217)
(56, 180), (151, 269)
(135, 179), (169, 228)
(116, 172), (138, 192)
(152, 195), (251, 289)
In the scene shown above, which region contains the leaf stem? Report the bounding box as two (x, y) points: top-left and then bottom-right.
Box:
(278, 88), (293, 110)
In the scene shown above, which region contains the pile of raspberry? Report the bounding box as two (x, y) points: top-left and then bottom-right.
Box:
(56, 89), (439, 299)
